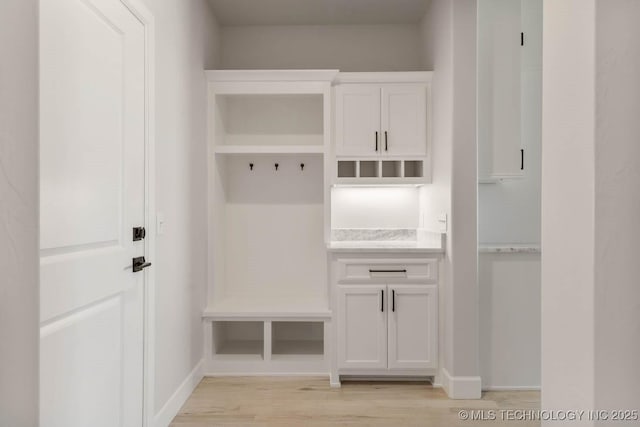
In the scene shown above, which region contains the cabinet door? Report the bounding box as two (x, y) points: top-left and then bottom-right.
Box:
(381, 84), (427, 156)
(477, 0), (523, 179)
(335, 85), (381, 156)
(388, 285), (437, 369)
(337, 285), (387, 369)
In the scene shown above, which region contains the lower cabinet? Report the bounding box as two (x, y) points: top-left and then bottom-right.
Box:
(337, 284), (438, 371)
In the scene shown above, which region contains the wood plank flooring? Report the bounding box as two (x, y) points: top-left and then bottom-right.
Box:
(171, 377), (540, 427)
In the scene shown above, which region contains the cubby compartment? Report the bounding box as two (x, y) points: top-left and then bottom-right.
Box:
(359, 161), (379, 178)
(337, 160), (357, 178)
(382, 160), (402, 178)
(213, 94), (324, 147)
(212, 321), (264, 360)
(271, 321), (324, 360)
(404, 160), (424, 178)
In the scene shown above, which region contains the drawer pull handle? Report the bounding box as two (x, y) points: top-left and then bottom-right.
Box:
(369, 269), (407, 273)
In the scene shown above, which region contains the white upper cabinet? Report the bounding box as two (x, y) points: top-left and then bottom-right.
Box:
(335, 73), (430, 158)
(381, 85), (427, 156)
(335, 85), (381, 156)
(478, 0), (541, 181)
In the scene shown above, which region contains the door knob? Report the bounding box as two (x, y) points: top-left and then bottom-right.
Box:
(132, 256), (152, 272)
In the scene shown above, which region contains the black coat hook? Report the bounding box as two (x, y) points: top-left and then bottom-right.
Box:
(300, 163), (305, 171)
(275, 163), (279, 171)
(249, 163), (254, 171)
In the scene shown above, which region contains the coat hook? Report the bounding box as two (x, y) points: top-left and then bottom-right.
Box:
(249, 163), (254, 171)
(300, 163), (305, 171)
(275, 163), (279, 171)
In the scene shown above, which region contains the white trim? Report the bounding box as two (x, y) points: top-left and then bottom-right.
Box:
(203, 372), (329, 377)
(119, 1), (156, 426)
(207, 69), (339, 82)
(335, 72), (433, 84)
(482, 385), (541, 391)
(441, 368), (482, 399)
(214, 145), (325, 155)
(153, 360), (204, 427)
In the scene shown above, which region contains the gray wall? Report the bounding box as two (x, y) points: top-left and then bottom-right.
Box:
(220, 24), (423, 71)
(0, 0), (39, 425)
(593, 0), (640, 415)
(139, 0), (221, 419)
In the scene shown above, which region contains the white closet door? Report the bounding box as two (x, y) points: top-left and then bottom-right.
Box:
(39, 0), (147, 425)
(335, 85), (381, 156)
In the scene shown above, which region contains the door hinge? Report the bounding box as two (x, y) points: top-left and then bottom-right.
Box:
(133, 226), (146, 241)
(521, 32), (524, 46)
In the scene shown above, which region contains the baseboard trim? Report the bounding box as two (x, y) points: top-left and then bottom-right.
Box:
(154, 359), (204, 427)
(441, 368), (482, 399)
(482, 385), (541, 391)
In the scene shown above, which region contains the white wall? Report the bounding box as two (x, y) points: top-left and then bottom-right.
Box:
(138, 0), (221, 421)
(421, 0), (481, 398)
(593, 0), (640, 415)
(332, 187), (420, 229)
(0, 0), (39, 425)
(542, 0), (597, 420)
(220, 24), (423, 71)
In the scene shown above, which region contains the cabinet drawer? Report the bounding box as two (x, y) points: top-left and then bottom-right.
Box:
(337, 259), (437, 284)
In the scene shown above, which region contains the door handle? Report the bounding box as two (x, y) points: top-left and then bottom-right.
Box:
(392, 290), (395, 312)
(375, 131), (379, 152)
(381, 289), (384, 312)
(132, 256), (152, 272)
(385, 131), (388, 151)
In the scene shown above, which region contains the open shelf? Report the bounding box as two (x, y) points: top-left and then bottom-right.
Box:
(335, 159), (426, 183)
(212, 321), (264, 360)
(212, 93), (324, 148)
(271, 321), (324, 360)
(382, 160), (402, 178)
(337, 160), (357, 178)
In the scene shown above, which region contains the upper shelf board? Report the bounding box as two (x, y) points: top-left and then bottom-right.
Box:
(207, 69), (340, 83)
(206, 70), (434, 85)
(214, 145), (325, 155)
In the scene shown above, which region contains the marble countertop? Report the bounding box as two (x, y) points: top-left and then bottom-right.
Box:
(478, 244), (541, 253)
(326, 229), (445, 254)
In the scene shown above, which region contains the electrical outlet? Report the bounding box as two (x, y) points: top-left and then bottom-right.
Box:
(437, 213), (448, 233)
(156, 212), (165, 235)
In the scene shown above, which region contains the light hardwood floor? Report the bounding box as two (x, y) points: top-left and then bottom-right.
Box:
(171, 377), (540, 427)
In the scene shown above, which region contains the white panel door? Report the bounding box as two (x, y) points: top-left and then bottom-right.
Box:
(381, 84), (427, 156)
(477, 0), (522, 179)
(387, 285), (438, 370)
(335, 85), (381, 156)
(337, 285), (387, 369)
(39, 0), (147, 426)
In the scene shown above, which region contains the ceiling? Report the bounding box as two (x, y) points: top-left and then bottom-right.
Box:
(208, 0), (430, 26)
